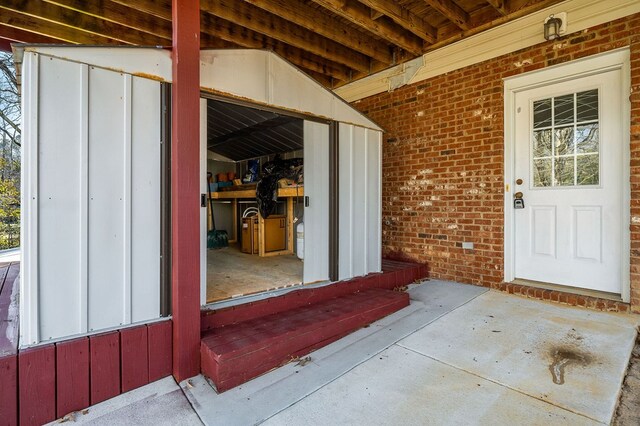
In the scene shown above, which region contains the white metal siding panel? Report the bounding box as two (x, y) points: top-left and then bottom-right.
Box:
(351, 126), (367, 277)
(21, 55), (164, 345)
(338, 124), (383, 281)
(130, 76), (161, 322)
(200, 50), (269, 104)
(338, 124), (353, 280)
(303, 121), (330, 284)
(37, 57), (84, 341)
(87, 67), (127, 331)
(269, 55), (332, 119)
(366, 130), (382, 273)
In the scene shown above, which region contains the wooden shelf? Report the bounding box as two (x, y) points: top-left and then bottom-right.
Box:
(211, 186), (304, 199)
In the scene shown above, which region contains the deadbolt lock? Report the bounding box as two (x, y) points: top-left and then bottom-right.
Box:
(516, 178), (523, 185)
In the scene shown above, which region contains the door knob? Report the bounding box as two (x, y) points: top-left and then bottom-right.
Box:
(514, 192), (523, 199)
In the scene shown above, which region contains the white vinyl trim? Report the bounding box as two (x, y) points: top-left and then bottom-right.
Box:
(21, 52), (39, 345)
(503, 48), (631, 302)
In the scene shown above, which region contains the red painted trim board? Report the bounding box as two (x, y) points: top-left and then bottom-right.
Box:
(19, 345), (56, 426)
(148, 321), (172, 382)
(89, 332), (120, 405)
(171, 0), (202, 382)
(120, 326), (149, 392)
(0, 354), (17, 426)
(56, 338), (90, 418)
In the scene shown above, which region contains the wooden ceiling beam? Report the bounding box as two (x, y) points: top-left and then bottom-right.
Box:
(485, 0), (508, 16)
(200, 14), (352, 82)
(200, 0), (371, 73)
(241, 0), (393, 64)
(107, 0), (353, 82)
(424, 0), (470, 31)
(0, 0), (168, 46)
(0, 8), (119, 45)
(0, 24), (69, 45)
(312, 0), (423, 56)
(371, 9), (384, 20)
(357, 0), (436, 43)
(44, 0), (172, 41)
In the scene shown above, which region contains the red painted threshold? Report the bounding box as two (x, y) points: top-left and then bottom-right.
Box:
(201, 288), (409, 392)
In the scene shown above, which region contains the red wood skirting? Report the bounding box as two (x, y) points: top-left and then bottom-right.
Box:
(0, 318), (173, 425)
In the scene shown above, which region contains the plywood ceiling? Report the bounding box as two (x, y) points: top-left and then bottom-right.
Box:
(0, 0), (563, 88)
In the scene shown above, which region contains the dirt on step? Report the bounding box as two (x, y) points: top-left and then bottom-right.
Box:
(613, 333), (640, 426)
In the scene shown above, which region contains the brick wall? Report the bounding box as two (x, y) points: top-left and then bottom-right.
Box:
(354, 13), (640, 313)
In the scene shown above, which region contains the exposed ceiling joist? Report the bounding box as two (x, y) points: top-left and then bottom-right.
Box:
(424, 0), (470, 31)
(200, 0), (371, 73)
(200, 14), (352, 82)
(485, 0), (508, 16)
(357, 0), (437, 43)
(0, 0), (167, 46)
(44, 0), (172, 41)
(312, 0), (424, 56)
(0, 0), (566, 90)
(0, 7), (120, 45)
(242, 0), (393, 64)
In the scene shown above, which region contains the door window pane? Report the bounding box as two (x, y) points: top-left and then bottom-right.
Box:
(576, 123), (599, 153)
(533, 99), (552, 129)
(554, 94), (574, 125)
(533, 159), (552, 187)
(531, 89), (599, 187)
(533, 129), (552, 157)
(577, 154), (599, 185)
(554, 126), (574, 156)
(554, 156), (574, 186)
(577, 89), (598, 122)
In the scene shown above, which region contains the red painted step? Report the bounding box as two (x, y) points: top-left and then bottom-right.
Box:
(201, 288), (409, 392)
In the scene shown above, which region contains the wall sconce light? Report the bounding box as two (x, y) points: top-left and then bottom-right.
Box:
(544, 14), (564, 41)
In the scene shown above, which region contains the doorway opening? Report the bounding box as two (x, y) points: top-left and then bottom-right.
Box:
(203, 98), (307, 304)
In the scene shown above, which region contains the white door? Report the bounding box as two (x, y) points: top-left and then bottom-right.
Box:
(513, 67), (624, 294)
(303, 121), (330, 284)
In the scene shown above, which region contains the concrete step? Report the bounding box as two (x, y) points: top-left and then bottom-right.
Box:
(200, 288), (409, 392)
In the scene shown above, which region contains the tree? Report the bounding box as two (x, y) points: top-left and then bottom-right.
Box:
(0, 51), (20, 249)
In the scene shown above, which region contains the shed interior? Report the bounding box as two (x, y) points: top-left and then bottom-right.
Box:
(204, 98), (306, 303)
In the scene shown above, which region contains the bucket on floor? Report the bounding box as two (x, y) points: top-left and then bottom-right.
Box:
(296, 221), (304, 260)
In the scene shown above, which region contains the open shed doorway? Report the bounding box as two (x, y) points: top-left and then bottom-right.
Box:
(203, 98), (308, 303)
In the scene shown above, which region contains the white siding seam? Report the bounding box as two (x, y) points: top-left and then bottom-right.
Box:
(123, 74), (133, 325)
(79, 64), (89, 333)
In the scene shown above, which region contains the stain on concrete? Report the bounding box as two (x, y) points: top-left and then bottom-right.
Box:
(548, 347), (590, 385)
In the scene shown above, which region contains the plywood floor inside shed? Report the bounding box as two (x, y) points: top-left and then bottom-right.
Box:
(207, 244), (303, 303)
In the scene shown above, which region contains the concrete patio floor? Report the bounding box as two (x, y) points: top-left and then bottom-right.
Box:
(54, 280), (639, 425)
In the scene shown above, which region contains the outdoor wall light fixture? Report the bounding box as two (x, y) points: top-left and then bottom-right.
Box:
(544, 14), (563, 40)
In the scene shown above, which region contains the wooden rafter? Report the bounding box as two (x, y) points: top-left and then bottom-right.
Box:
(357, 0), (437, 43)
(0, 24), (67, 45)
(200, 0), (371, 73)
(485, 0), (508, 16)
(111, 0), (353, 82)
(312, 0), (424, 56)
(0, 0), (167, 45)
(44, 0), (172, 41)
(0, 8), (119, 45)
(241, 0), (393, 64)
(424, 0), (470, 31)
(200, 14), (353, 82)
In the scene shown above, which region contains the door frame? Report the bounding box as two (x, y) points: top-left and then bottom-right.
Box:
(503, 48), (631, 302)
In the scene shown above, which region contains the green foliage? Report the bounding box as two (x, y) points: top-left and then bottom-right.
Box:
(0, 52), (20, 250)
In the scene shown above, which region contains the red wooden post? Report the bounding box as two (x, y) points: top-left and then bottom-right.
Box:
(171, 0), (201, 382)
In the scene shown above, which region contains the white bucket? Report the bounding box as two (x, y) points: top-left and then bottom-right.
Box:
(296, 221), (304, 260)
